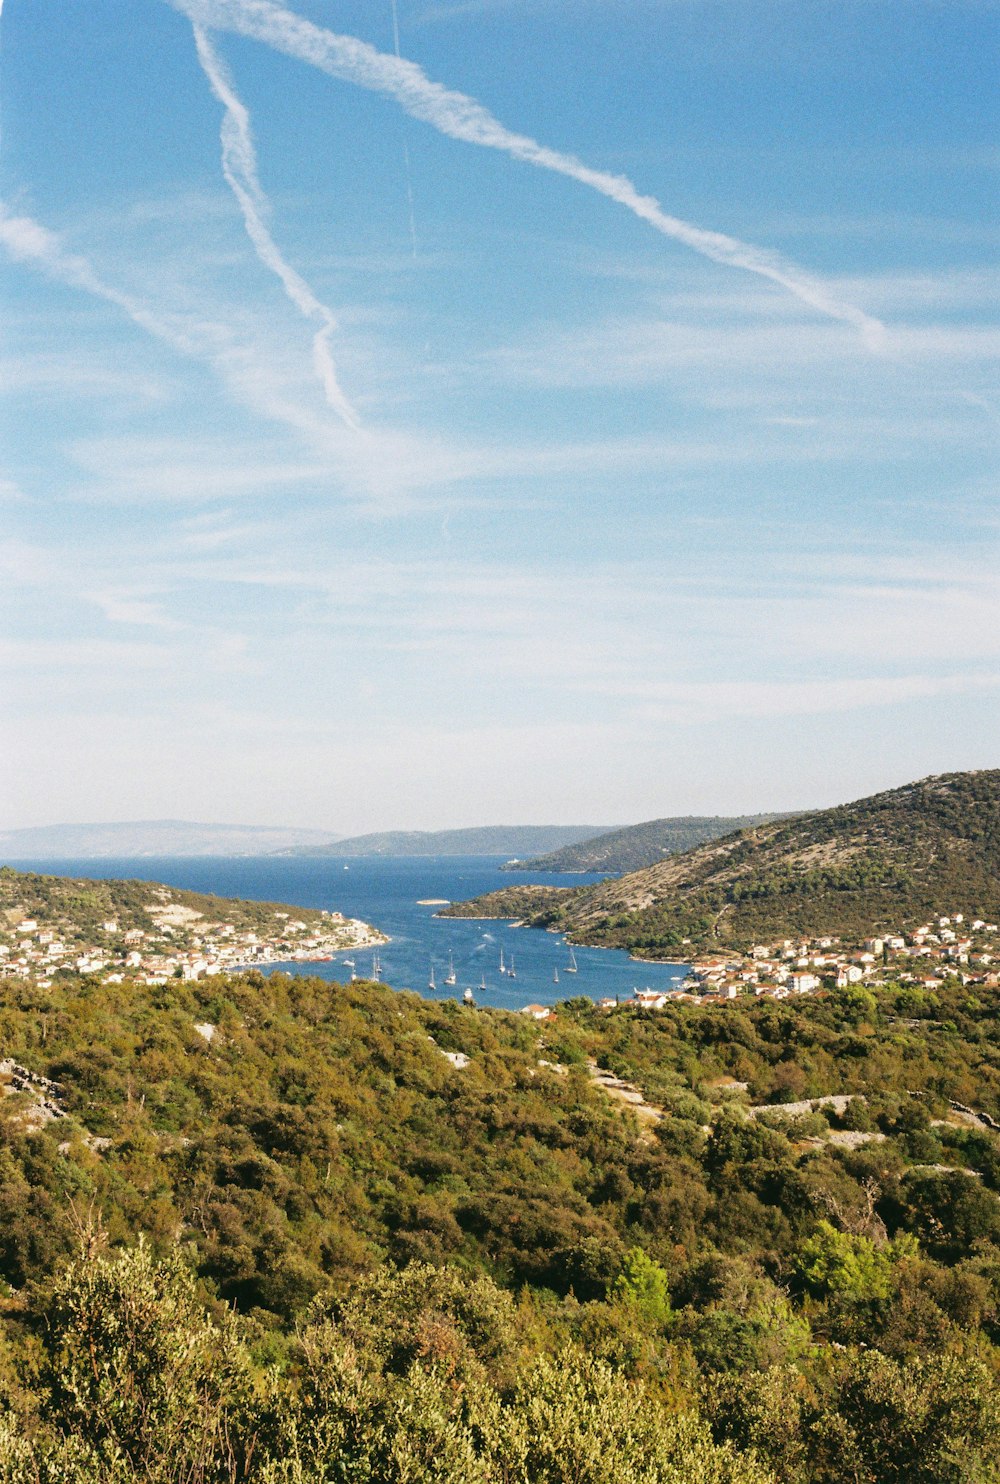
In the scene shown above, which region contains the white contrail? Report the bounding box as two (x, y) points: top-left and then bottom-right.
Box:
(389, 0), (418, 258)
(0, 203), (356, 457)
(0, 204), (204, 356)
(172, 0), (885, 348)
(191, 23), (361, 428)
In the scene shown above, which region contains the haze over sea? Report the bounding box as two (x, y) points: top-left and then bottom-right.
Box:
(7, 855), (689, 1011)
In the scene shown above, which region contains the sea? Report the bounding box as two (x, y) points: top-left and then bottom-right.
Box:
(7, 855), (690, 1012)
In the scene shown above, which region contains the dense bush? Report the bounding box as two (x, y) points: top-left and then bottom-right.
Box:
(3, 967), (1000, 1478)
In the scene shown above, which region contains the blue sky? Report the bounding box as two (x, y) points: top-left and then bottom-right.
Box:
(1, 0), (997, 831)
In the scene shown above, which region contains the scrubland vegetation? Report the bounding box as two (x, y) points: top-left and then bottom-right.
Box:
(3, 965), (1000, 1478)
(449, 771), (1000, 955)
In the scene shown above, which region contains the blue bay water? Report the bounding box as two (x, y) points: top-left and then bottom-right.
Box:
(7, 855), (689, 1011)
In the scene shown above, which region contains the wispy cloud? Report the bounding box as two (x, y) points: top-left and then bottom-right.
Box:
(84, 588), (186, 632)
(0, 205), (209, 358)
(472, 271), (999, 454)
(140, 537), (1000, 682)
(624, 673), (1000, 723)
(0, 205), (371, 492)
(0, 350), (171, 403)
(3, 204), (594, 509)
(0, 538), (56, 583)
(0, 638), (180, 671)
(388, 0), (418, 256)
(173, 0), (885, 345)
(0, 206), (310, 440)
(68, 434), (334, 504)
(191, 23), (360, 427)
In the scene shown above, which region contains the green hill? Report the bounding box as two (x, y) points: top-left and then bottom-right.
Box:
(5, 963), (1000, 1479)
(503, 813), (793, 874)
(0, 865), (330, 939)
(0, 866), (381, 978)
(446, 770), (1000, 955)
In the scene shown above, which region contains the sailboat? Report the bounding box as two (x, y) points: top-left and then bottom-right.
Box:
(499, 947), (506, 976)
(479, 973), (487, 992)
(428, 961), (437, 991)
(372, 950), (381, 979)
(444, 952), (457, 987)
(565, 946), (578, 974)
(553, 967), (559, 985)
(508, 954), (516, 980)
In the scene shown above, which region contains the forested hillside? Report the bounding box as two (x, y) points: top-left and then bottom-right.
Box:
(504, 813), (792, 874)
(0, 866), (331, 939)
(448, 771), (1000, 956)
(4, 963), (1000, 1478)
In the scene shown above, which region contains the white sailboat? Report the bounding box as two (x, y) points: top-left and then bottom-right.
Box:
(444, 952), (457, 986)
(372, 950), (381, 979)
(499, 947), (506, 975)
(508, 954), (516, 980)
(553, 967), (559, 985)
(565, 946), (578, 974)
(479, 973), (487, 992)
(428, 961), (437, 991)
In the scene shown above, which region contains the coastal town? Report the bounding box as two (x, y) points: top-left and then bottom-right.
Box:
(1, 861), (997, 1024)
(2, 872), (997, 1018)
(599, 912), (1000, 1014)
(0, 886), (385, 989)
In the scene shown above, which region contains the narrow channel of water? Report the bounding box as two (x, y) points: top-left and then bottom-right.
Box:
(8, 855), (690, 1009)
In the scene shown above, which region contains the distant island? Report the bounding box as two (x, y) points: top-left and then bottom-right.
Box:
(0, 820), (343, 858)
(0, 820), (618, 860)
(292, 824), (616, 857)
(504, 813), (794, 874)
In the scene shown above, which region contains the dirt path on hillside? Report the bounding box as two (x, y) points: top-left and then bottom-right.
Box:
(586, 1061), (663, 1125)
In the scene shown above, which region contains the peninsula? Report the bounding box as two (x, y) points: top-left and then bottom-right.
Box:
(0, 867), (384, 986)
(444, 769), (1000, 984)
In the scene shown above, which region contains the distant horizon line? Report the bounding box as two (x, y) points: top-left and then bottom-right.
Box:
(0, 813), (797, 835)
(0, 817), (619, 831)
